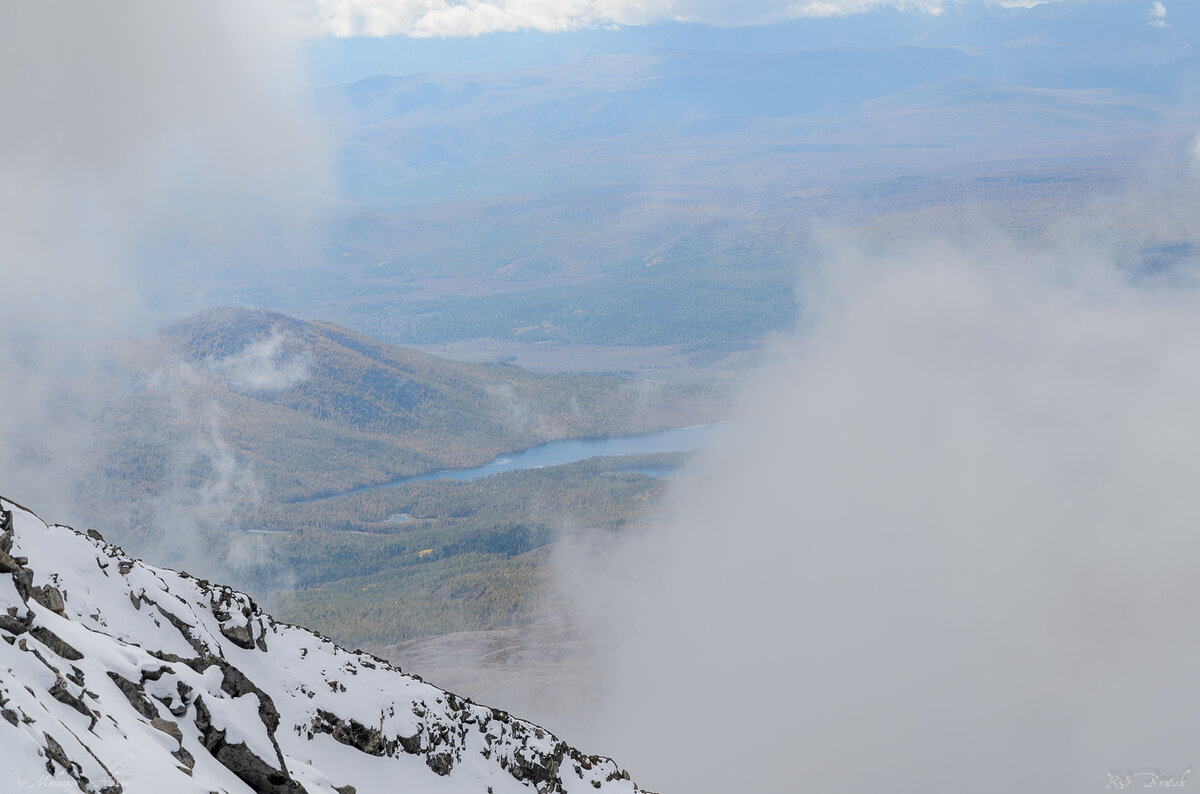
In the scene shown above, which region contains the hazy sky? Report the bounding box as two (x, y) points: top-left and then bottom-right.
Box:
(306, 0), (1165, 38)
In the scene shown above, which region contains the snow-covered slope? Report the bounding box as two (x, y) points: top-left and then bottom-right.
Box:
(0, 497), (646, 794)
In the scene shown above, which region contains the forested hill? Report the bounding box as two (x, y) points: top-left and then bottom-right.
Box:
(160, 307), (673, 447)
(90, 307), (716, 518)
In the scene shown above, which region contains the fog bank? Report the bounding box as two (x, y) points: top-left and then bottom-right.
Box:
(0, 1), (325, 527)
(564, 241), (1200, 792)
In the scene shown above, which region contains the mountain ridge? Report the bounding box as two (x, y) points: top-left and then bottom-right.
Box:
(0, 496), (648, 793)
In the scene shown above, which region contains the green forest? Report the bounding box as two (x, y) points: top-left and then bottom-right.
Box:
(231, 454), (685, 650)
(76, 308), (716, 653)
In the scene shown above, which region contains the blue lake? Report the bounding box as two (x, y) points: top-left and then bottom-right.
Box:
(322, 423), (718, 500)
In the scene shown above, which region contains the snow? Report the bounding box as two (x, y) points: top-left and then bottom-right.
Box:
(0, 496), (646, 794)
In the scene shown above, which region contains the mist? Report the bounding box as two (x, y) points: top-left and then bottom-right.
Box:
(0, 2), (326, 530)
(207, 329), (314, 392)
(559, 238), (1200, 792)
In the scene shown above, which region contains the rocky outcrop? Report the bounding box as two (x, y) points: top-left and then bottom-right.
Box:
(0, 498), (648, 794)
(193, 695), (301, 794)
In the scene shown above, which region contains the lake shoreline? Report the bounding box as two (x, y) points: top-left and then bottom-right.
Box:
(301, 422), (721, 503)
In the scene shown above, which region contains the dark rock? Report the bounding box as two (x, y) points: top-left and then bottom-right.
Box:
(48, 677), (93, 720)
(0, 549), (21, 574)
(177, 680), (193, 700)
(510, 739), (566, 787)
(0, 614), (29, 636)
(213, 742), (304, 794)
(333, 786), (356, 794)
(220, 621), (256, 650)
(397, 730), (423, 756)
(211, 591), (262, 650)
(170, 681), (193, 717)
(312, 709), (398, 758)
(30, 626), (83, 660)
(185, 656), (282, 737)
(310, 707), (469, 778)
(151, 717), (183, 743)
(428, 751), (455, 777)
(0, 509), (12, 553)
(172, 745), (196, 770)
(43, 732), (81, 778)
(43, 729), (125, 793)
(139, 666), (170, 683)
(186, 659), (293, 782)
(32, 585), (66, 614)
(86, 528), (105, 543)
(107, 672), (159, 720)
(12, 568), (32, 602)
(193, 696), (303, 794)
(144, 599), (209, 658)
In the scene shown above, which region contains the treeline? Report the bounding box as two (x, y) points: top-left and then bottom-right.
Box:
(280, 553), (557, 650)
(245, 453), (680, 536)
(222, 456), (684, 648)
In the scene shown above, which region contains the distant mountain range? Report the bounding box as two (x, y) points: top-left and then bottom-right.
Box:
(145, 2), (1200, 351)
(302, 1), (1200, 86)
(316, 53), (1189, 205)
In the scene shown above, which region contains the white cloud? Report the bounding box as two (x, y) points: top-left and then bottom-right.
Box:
(305, 0), (1131, 38)
(310, 0), (952, 37)
(206, 330), (313, 392)
(1149, 1), (1167, 27)
(314, 0), (635, 37)
(558, 241), (1200, 793)
(787, 2), (863, 18)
